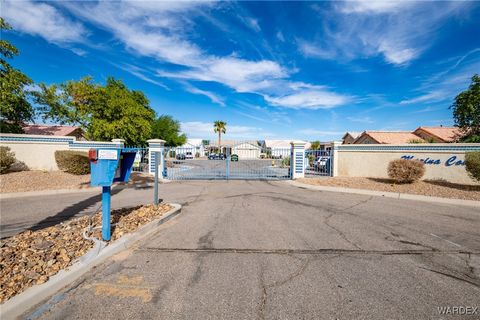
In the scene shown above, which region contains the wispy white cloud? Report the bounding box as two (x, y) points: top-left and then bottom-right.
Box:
(276, 30), (285, 42)
(410, 106), (445, 114)
(61, 1), (350, 111)
(346, 116), (374, 124)
(2, 0), (86, 44)
(400, 91), (445, 105)
(401, 58), (480, 106)
(339, 1), (415, 14)
(185, 85), (225, 107)
(245, 17), (261, 32)
(302, 1), (470, 65)
(264, 83), (351, 110)
(111, 63), (170, 90)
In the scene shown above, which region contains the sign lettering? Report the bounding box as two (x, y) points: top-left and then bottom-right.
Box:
(401, 155), (465, 167)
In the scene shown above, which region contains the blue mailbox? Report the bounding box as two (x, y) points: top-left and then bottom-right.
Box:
(89, 148), (138, 241)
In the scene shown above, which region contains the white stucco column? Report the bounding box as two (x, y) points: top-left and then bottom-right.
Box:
(331, 141), (342, 177)
(147, 139), (166, 176)
(290, 141), (307, 179)
(111, 138), (125, 148)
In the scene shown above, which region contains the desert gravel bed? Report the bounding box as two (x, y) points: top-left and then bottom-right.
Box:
(0, 203), (172, 303)
(0, 171), (90, 193)
(0, 171), (154, 193)
(298, 177), (480, 201)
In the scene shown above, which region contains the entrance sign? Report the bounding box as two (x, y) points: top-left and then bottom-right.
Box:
(401, 155), (465, 166)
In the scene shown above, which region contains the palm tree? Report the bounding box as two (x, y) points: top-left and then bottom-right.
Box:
(213, 120), (227, 150)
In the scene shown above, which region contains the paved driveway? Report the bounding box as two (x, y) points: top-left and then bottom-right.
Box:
(10, 180), (480, 319)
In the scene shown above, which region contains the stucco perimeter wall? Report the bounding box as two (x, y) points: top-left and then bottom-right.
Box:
(336, 143), (480, 185)
(0, 134), (122, 171)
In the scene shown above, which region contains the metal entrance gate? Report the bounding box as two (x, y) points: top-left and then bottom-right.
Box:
(164, 142), (291, 180)
(304, 149), (332, 177)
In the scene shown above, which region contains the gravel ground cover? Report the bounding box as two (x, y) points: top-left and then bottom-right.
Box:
(298, 177), (480, 201)
(0, 203), (172, 303)
(0, 171), (154, 193)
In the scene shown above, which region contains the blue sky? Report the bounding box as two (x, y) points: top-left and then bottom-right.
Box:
(2, 1), (480, 141)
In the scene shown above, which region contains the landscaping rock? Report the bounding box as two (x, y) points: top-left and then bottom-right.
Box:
(0, 203), (172, 303)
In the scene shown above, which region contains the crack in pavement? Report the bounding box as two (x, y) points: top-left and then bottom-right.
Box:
(257, 257), (312, 320)
(323, 197), (374, 250)
(419, 266), (480, 288)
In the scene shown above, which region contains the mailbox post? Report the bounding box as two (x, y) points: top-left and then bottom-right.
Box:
(89, 148), (137, 241)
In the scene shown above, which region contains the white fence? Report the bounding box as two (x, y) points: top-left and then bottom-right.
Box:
(0, 134), (123, 171)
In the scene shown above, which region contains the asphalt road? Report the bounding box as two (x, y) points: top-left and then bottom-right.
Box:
(3, 180), (479, 319)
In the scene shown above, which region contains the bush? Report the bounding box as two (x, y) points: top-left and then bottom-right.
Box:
(55, 150), (90, 175)
(281, 156), (290, 168)
(0, 146), (16, 174)
(465, 152), (480, 182)
(387, 159), (425, 183)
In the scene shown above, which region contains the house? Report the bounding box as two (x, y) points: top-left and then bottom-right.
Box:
(231, 141), (261, 159)
(342, 132), (361, 144)
(262, 140), (292, 158)
(353, 131), (425, 144)
(175, 139), (205, 157)
(412, 126), (460, 143)
(22, 124), (85, 139)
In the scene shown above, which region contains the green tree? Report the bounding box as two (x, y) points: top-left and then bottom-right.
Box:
(451, 74), (480, 142)
(0, 18), (34, 133)
(33, 76), (155, 145)
(213, 120), (226, 146)
(310, 140), (320, 150)
(151, 115), (186, 146)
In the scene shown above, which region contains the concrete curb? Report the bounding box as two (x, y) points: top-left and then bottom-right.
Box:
(286, 180), (480, 208)
(0, 203), (182, 320)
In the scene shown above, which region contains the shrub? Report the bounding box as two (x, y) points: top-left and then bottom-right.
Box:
(9, 161), (29, 172)
(55, 150), (90, 175)
(281, 156), (290, 168)
(0, 146), (16, 174)
(387, 159), (425, 183)
(465, 152), (480, 182)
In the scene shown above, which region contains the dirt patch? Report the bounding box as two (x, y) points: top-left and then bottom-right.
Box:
(298, 177), (480, 201)
(0, 171), (154, 193)
(0, 203), (172, 303)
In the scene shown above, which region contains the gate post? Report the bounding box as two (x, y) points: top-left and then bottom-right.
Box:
(112, 138), (125, 148)
(147, 139), (166, 176)
(331, 141), (341, 177)
(290, 141), (307, 179)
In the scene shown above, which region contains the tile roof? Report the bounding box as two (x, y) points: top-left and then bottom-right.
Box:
(22, 124), (82, 136)
(414, 126), (461, 142)
(356, 131), (424, 144)
(342, 131), (361, 139)
(264, 140), (293, 148)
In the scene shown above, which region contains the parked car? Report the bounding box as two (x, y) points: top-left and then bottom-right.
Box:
(231, 154), (239, 162)
(185, 152), (194, 159)
(176, 153), (186, 160)
(314, 156), (330, 171)
(208, 153), (226, 160)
